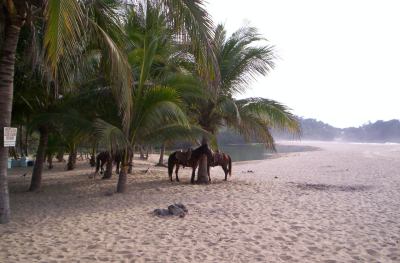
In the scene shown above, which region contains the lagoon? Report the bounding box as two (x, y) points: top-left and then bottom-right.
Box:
(219, 143), (319, 162)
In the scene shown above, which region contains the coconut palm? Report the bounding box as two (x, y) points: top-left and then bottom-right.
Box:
(190, 25), (301, 183)
(93, 2), (212, 192)
(0, 0), (132, 223)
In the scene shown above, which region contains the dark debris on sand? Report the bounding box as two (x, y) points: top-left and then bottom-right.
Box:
(153, 203), (188, 218)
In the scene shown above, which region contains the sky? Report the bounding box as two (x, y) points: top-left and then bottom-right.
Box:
(206, 0), (400, 128)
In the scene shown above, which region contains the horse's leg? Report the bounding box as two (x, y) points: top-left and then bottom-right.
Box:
(207, 164), (211, 182)
(169, 164), (173, 182)
(223, 164), (228, 181)
(191, 163), (197, 184)
(100, 160), (104, 174)
(175, 164), (180, 182)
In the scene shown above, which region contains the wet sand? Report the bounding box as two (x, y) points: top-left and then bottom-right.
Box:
(1, 142), (399, 262)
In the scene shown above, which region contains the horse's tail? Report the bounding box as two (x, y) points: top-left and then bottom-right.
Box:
(168, 152), (176, 180)
(228, 155), (232, 176)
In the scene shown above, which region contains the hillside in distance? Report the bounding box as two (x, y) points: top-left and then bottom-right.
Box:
(217, 118), (400, 144)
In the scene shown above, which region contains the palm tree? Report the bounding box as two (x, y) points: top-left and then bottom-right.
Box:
(94, 2), (213, 193)
(0, 0), (132, 223)
(191, 25), (301, 183)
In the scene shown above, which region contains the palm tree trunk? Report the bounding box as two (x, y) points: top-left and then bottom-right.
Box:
(117, 164), (128, 193)
(157, 143), (165, 166)
(196, 154), (209, 184)
(139, 145), (145, 159)
(29, 125), (49, 191)
(67, 148), (77, 170)
(19, 124), (23, 157)
(89, 145), (96, 167)
(196, 136), (210, 184)
(102, 154), (113, 179)
(56, 151), (64, 162)
(47, 154), (53, 169)
(128, 148), (133, 174)
(0, 19), (23, 223)
(24, 123), (28, 156)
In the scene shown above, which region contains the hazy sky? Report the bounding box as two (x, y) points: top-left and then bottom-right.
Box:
(206, 0), (400, 128)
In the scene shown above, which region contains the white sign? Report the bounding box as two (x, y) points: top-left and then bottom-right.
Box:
(4, 127), (17, 147)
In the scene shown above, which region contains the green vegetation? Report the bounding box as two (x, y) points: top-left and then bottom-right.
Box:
(0, 0), (299, 223)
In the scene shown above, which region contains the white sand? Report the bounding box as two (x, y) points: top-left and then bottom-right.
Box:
(1, 142), (399, 262)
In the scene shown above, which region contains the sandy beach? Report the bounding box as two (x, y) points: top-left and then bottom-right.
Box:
(1, 141), (399, 262)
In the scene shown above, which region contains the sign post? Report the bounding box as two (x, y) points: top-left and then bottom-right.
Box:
(4, 127), (17, 147)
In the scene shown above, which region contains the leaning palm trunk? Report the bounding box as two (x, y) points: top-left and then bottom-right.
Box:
(29, 125), (49, 191)
(0, 13), (23, 223)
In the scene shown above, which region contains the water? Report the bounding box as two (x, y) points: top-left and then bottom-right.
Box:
(219, 143), (319, 162)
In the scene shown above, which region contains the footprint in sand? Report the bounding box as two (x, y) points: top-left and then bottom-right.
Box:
(274, 236), (285, 241)
(366, 248), (378, 256)
(280, 254), (293, 261)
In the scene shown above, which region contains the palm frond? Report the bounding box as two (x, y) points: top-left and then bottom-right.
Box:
(236, 97), (301, 135)
(218, 25), (275, 96)
(44, 0), (85, 85)
(89, 18), (133, 134)
(131, 86), (190, 142)
(161, 0), (218, 81)
(139, 124), (211, 145)
(93, 118), (130, 152)
(165, 73), (206, 101)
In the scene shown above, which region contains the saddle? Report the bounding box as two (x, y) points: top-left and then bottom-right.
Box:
(176, 148), (192, 164)
(212, 150), (223, 165)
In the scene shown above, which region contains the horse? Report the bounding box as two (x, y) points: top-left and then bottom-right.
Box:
(94, 151), (111, 176)
(168, 144), (213, 183)
(113, 149), (133, 174)
(93, 149), (133, 178)
(208, 150), (232, 181)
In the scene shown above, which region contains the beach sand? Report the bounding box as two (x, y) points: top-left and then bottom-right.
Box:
(1, 142), (399, 262)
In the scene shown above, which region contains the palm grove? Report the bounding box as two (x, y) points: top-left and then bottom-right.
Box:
(0, 0), (300, 224)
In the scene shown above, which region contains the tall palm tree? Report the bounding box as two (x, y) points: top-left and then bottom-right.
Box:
(192, 25), (301, 183)
(0, 0), (131, 223)
(94, 3), (198, 192)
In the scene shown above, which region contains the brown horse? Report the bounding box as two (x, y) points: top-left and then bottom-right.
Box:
(93, 149), (133, 178)
(208, 150), (232, 181)
(168, 144), (213, 183)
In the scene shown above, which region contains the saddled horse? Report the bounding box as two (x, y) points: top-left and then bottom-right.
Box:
(208, 150), (232, 181)
(168, 144), (213, 183)
(93, 149), (133, 178)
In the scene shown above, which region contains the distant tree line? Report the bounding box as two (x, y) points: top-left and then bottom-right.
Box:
(217, 118), (400, 144)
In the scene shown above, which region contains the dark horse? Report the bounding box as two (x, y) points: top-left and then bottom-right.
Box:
(94, 149), (133, 178)
(208, 150), (232, 181)
(168, 144), (213, 183)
